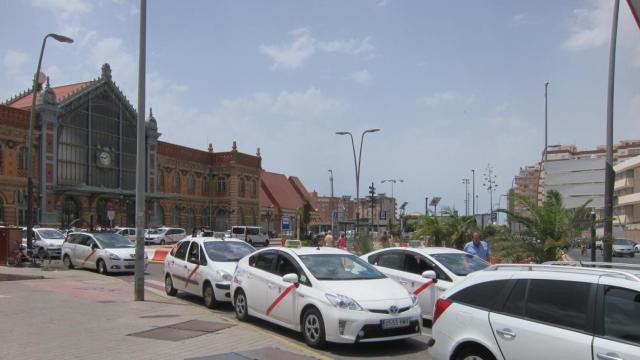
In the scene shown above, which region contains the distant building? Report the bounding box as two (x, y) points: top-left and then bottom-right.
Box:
(259, 171), (317, 236)
(614, 155), (640, 241)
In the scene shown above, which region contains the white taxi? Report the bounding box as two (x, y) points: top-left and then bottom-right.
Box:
(164, 237), (256, 308)
(362, 247), (489, 322)
(61, 232), (148, 274)
(231, 245), (422, 347)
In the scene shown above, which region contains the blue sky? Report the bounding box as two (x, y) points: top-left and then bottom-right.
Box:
(1, 0), (639, 214)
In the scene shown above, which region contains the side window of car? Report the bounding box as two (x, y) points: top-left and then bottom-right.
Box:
(248, 228), (259, 235)
(603, 287), (640, 345)
(405, 253), (434, 275)
(174, 241), (190, 260)
(248, 255), (257, 267)
(276, 255), (298, 277)
(232, 227), (244, 235)
(166, 229), (176, 235)
(375, 252), (405, 270)
(187, 242), (199, 264)
(524, 279), (592, 332)
(255, 252), (276, 273)
(77, 235), (91, 247)
(449, 280), (510, 310)
(199, 245), (208, 266)
(500, 279), (527, 317)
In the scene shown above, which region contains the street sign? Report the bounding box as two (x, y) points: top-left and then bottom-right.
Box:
(628, 0), (640, 29)
(281, 216), (291, 231)
(107, 210), (116, 221)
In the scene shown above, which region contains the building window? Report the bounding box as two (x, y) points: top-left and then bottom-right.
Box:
(187, 208), (195, 231)
(151, 201), (164, 227)
(172, 205), (181, 226)
(201, 207), (211, 227)
(18, 147), (28, 170)
(201, 176), (209, 194)
(251, 179), (257, 197)
(217, 176), (226, 193)
(0, 196), (4, 225)
(187, 174), (195, 194)
(157, 170), (164, 186)
(0, 145), (3, 175)
(172, 173), (180, 192)
(239, 178), (245, 195)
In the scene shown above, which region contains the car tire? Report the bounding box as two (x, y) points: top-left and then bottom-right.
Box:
(234, 289), (249, 321)
(454, 345), (496, 360)
(63, 255), (74, 269)
(203, 282), (219, 308)
(264, 240), (269, 247)
(302, 308), (326, 348)
(165, 274), (177, 296)
(97, 259), (108, 275)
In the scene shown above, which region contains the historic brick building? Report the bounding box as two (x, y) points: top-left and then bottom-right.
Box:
(0, 64), (261, 231)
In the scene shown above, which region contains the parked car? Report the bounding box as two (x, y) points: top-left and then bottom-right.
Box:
(636, 243), (640, 254)
(428, 263), (640, 360)
(164, 237), (256, 307)
(231, 246), (422, 347)
(28, 228), (66, 259)
(61, 232), (148, 274)
(145, 227), (186, 245)
(113, 227), (137, 242)
(231, 226), (269, 247)
(362, 247), (489, 322)
(612, 238), (636, 257)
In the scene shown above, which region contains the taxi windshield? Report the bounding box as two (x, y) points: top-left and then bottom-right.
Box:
(298, 254), (385, 281)
(430, 253), (489, 276)
(38, 229), (65, 239)
(203, 241), (255, 262)
(94, 233), (134, 248)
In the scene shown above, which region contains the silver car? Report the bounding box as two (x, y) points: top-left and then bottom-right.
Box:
(612, 239), (635, 257)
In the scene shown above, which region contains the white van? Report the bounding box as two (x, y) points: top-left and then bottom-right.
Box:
(145, 227), (186, 245)
(230, 226), (269, 247)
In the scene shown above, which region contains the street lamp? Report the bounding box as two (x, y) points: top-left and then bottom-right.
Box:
(381, 179), (403, 215)
(26, 33), (73, 252)
(265, 205), (273, 238)
(336, 128), (381, 249)
(328, 169), (335, 235)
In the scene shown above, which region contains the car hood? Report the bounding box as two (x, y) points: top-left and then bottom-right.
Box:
(318, 278), (413, 308)
(613, 244), (634, 250)
(40, 239), (65, 246)
(211, 262), (237, 274)
(106, 247), (137, 258)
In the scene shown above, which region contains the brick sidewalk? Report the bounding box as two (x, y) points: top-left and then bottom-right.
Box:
(0, 266), (327, 360)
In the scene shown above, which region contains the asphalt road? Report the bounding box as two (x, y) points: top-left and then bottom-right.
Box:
(567, 247), (640, 264)
(120, 263), (434, 360)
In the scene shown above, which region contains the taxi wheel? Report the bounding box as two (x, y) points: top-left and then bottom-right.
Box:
(97, 259), (108, 275)
(234, 289), (249, 321)
(454, 345), (495, 360)
(203, 282), (218, 308)
(63, 255), (74, 269)
(302, 308), (326, 348)
(165, 274), (177, 296)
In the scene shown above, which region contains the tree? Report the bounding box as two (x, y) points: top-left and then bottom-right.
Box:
(442, 209), (478, 249)
(414, 215), (447, 246)
(300, 199), (313, 240)
(497, 190), (591, 262)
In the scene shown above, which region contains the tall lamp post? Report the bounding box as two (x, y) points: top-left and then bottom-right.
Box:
(26, 33), (74, 252)
(381, 178), (403, 219)
(462, 178), (470, 216)
(336, 129), (381, 249)
(328, 169), (334, 235)
(265, 205), (273, 238)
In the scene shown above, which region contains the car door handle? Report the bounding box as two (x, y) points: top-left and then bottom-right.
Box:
(597, 353), (624, 360)
(496, 328), (516, 339)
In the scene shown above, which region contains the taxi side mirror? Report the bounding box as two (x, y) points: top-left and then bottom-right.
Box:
(282, 273), (299, 284)
(91, 243), (100, 250)
(422, 270), (437, 281)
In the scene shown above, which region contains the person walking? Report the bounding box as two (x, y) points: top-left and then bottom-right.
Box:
(463, 232), (491, 261)
(336, 232), (346, 249)
(324, 231), (334, 247)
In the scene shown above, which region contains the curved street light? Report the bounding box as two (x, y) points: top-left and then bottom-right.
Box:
(26, 33), (73, 252)
(336, 128), (380, 248)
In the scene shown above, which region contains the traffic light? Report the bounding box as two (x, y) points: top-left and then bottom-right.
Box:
(368, 182), (376, 208)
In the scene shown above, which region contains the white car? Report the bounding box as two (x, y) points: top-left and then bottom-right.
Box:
(429, 263), (640, 360)
(231, 226), (269, 247)
(612, 238), (636, 257)
(145, 227), (186, 245)
(27, 228), (66, 259)
(362, 247), (489, 322)
(61, 232), (148, 274)
(231, 246), (423, 347)
(164, 237), (256, 308)
(113, 227), (137, 242)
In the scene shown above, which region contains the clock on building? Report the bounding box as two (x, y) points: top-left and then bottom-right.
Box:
(97, 150), (112, 167)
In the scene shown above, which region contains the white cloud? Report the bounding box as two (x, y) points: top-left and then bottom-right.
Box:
(31, 0), (92, 17)
(418, 91), (474, 107)
(563, 1), (611, 51)
(4, 50), (30, 78)
(375, 0), (390, 7)
(349, 69), (372, 84)
(509, 13), (528, 27)
(87, 37), (137, 92)
(260, 28), (376, 69)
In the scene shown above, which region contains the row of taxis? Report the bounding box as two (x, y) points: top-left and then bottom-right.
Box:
(162, 236), (490, 348)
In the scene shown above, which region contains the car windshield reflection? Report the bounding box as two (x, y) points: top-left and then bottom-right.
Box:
(431, 253), (489, 276)
(204, 241), (255, 262)
(299, 254), (385, 281)
(94, 233), (134, 248)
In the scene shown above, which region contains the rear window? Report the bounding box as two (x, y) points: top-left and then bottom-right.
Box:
(524, 279), (591, 332)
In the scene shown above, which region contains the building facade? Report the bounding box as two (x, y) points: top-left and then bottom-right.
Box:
(0, 64), (261, 231)
(614, 155), (640, 241)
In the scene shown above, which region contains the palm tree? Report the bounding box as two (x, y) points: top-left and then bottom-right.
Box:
(443, 210), (478, 249)
(497, 190), (591, 262)
(414, 215), (447, 246)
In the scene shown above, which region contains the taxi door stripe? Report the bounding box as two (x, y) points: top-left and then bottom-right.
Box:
(185, 265), (200, 288)
(266, 283), (297, 316)
(413, 279), (434, 295)
(81, 249), (97, 266)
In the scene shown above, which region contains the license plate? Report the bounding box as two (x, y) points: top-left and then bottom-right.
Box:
(381, 318), (410, 329)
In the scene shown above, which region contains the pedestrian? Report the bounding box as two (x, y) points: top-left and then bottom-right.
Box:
(280, 233), (286, 247)
(337, 232), (346, 249)
(463, 232), (492, 261)
(324, 231), (334, 247)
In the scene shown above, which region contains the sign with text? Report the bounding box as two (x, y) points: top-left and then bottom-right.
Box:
(281, 216), (291, 231)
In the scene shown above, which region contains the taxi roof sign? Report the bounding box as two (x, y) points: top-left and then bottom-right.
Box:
(285, 239), (302, 248)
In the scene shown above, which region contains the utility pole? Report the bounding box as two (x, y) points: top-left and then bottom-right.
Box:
(425, 197), (428, 216)
(328, 169), (334, 235)
(544, 82), (549, 162)
(462, 178), (470, 216)
(471, 169), (476, 216)
(134, 0), (147, 301)
(603, 0), (620, 263)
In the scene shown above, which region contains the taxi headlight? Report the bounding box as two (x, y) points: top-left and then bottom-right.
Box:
(109, 253), (121, 261)
(216, 270), (233, 282)
(325, 293), (363, 311)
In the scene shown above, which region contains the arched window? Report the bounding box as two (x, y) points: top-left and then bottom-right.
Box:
(201, 207), (211, 227)
(151, 201), (164, 226)
(251, 209), (257, 226)
(0, 145), (3, 175)
(0, 196), (4, 225)
(62, 196), (79, 228)
(251, 179), (257, 197)
(201, 176), (209, 194)
(215, 208), (227, 231)
(238, 208), (245, 226)
(187, 208), (195, 230)
(18, 147), (28, 170)
(172, 172), (180, 192)
(172, 205), (181, 226)
(187, 174), (195, 194)
(239, 178), (245, 195)
(217, 176), (226, 193)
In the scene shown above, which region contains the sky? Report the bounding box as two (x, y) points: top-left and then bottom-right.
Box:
(1, 0), (639, 215)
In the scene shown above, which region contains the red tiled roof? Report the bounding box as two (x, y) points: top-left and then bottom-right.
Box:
(259, 187), (275, 208)
(7, 81), (93, 110)
(261, 171), (304, 211)
(288, 176), (317, 209)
